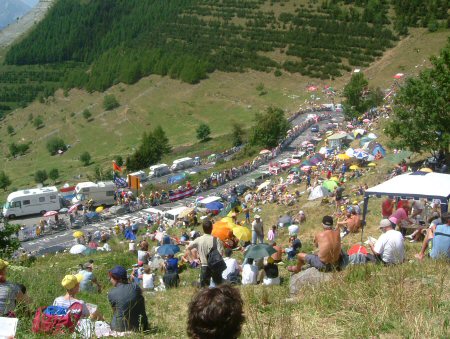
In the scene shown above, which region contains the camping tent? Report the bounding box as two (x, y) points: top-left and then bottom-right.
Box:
(361, 172), (450, 240)
(366, 141), (386, 157)
(308, 186), (331, 200)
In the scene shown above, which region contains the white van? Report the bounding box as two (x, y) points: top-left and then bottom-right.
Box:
(3, 187), (61, 219)
(164, 206), (188, 226)
(149, 164), (170, 178)
(170, 157), (194, 171)
(72, 181), (116, 206)
(129, 170), (148, 182)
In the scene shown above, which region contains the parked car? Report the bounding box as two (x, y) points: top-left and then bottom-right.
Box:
(311, 125), (319, 133)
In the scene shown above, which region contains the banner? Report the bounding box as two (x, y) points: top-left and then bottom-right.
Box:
(113, 174), (128, 188)
(169, 188), (194, 202)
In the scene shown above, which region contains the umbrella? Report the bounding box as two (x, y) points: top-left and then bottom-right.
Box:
(349, 165), (360, 170)
(367, 162), (377, 167)
(367, 133), (377, 139)
(354, 151), (368, 160)
(322, 180), (338, 191)
(259, 149), (271, 155)
(59, 208), (69, 214)
(232, 226), (251, 241)
(353, 128), (366, 137)
(326, 130), (333, 136)
(212, 226), (233, 241)
(95, 206), (104, 213)
(288, 224), (299, 235)
(157, 244), (180, 256)
(68, 204), (80, 213)
(301, 160), (312, 166)
(221, 217), (239, 228)
(214, 220), (234, 230)
(336, 154), (350, 160)
(44, 210), (58, 217)
(347, 244), (368, 256)
(345, 148), (355, 157)
(347, 124), (354, 129)
(73, 231), (84, 238)
(69, 244), (87, 255)
(419, 168), (433, 173)
(256, 180), (271, 192)
(290, 166), (300, 173)
(86, 212), (100, 219)
(363, 119), (371, 123)
(205, 201), (224, 211)
(179, 207), (194, 218)
(245, 244), (277, 259)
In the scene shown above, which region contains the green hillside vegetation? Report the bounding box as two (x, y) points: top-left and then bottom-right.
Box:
(0, 0), (448, 118)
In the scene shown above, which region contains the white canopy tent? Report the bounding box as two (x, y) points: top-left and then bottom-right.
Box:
(361, 172), (450, 239)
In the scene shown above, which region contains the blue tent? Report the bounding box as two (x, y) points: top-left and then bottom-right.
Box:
(370, 144), (386, 157)
(205, 201), (224, 211)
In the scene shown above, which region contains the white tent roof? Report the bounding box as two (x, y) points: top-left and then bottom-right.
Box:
(365, 172), (450, 201)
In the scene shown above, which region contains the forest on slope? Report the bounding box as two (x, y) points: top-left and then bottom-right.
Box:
(0, 0), (448, 118)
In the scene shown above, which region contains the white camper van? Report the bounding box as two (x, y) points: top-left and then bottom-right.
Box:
(164, 206), (188, 226)
(3, 187), (61, 219)
(149, 164), (170, 178)
(170, 157), (194, 171)
(72, 181), (116, 206)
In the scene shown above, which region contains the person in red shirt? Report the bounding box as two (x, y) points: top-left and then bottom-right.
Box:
(381, 198), (394, 218)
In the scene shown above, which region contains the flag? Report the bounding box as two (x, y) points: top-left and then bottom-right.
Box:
(113, 161), (122, 172)
(113, 174), (128, 188)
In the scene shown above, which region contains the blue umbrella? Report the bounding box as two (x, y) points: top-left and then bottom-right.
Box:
(86, 212), (99, 219)
(157, 244), (180, 256)
(205, 201), (224, 211)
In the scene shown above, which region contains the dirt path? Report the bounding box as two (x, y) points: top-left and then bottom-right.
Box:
(0, 0), (54, 48)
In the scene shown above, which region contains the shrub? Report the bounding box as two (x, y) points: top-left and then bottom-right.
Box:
(196, 123), (211, 142)
(82, 109), (92, 120)
(33, 115), (44, 129)
(46, 137), (66, 155)
(80, 151), (92, 166)
(103, 94), (119, 110)
(34, 170), (48, 184)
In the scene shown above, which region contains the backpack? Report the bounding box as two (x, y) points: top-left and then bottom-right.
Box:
(32, 302), (83, 334)
(207, 237), (226, 273)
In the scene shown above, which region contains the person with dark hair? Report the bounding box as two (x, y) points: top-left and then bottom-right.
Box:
(288, 216), (341, 273)
(0, 260), (30, 317)
(107, 265), (149, 333)
(222, 249), (240, 284)
(186, 218), (224, 287)
(187, 285), (245, 339)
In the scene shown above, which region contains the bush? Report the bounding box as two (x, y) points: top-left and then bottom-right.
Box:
(46, 137), (66, 155)
(80, 151), (92, 166)
(0, 171), (11, 191)
(9, 142), (30, 157)
(196, 123), (211, 142)
(48, 168), (59, 182)
(274, 69), (282, 77)
(34, 170), (48, 184)
(103, 94), (120, 111)
(82, 109), (92, 120)
(33, 116), (44, 129)
(7, 125), (14, 135)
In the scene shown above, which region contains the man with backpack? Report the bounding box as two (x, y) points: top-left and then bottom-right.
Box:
(187, 218), (225, 287)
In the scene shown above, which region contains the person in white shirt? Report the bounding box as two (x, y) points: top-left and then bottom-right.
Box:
(222, 249), (240, 284)
(142, 266), (154, 290)
(241, 259), (258, 285)
(251, 215), (264, 244)
(369, 219), (405, 265)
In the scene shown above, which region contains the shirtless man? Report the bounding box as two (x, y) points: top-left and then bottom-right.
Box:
(288, 215), (341, 273)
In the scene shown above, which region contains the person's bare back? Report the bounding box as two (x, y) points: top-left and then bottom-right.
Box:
(315, 229), (341, 264)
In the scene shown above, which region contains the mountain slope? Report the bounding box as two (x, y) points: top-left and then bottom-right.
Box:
(0, 0), (31, 30)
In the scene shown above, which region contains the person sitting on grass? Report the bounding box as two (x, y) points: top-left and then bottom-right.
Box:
(108, 265), (149, 333)
(187, 285), (245, 339)
(415, 212), (450, 261)
(336, 208), (361, 234)
(53, 274), (102, 320)
(368, 219), (405, 265)
(0, 259), (30, 317)
(288, 216), (341, 273)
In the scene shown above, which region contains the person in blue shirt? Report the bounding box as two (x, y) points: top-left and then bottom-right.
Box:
(78, 262), (101, 293)
(415, 212), (450, 260)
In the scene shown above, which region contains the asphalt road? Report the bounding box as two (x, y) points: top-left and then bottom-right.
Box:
(20, 111), (343, 255)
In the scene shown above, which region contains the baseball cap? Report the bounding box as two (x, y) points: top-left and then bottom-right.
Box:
(109, 265), (127, 280)
(388, 216), (398, 225)
(298, 210), (304, 215)
(61, 274), (83, 290)
(379, 219), (391, 228)
(254, 214), (261, 219)
(0, 259), (9, 271)
(322, 215), (333, 227)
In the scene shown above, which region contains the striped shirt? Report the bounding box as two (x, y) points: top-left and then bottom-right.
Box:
(53, 296), (90, 317)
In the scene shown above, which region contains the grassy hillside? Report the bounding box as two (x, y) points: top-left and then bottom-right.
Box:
(7, 151), (450, 338)
(0, 28), (448, 196)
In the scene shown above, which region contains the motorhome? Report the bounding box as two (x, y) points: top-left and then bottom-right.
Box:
(164, 206), (189, 226)
(197, 196), (222, 208)
(3, 187), (61, 219)
(149, 164), (170, 178)
(72, 181), (116, 206)
(129, 170), (148, 182)
(170, 157), (194, 171)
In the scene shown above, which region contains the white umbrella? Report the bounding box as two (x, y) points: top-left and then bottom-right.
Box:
(345, 148), (354, 157)
(367, 133), (377, 139)
(69, 244), (87, 255)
